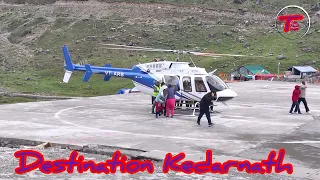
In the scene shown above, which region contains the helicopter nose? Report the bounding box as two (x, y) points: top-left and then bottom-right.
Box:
(216, 89), (237, 101)
(229, 89), (238, 97)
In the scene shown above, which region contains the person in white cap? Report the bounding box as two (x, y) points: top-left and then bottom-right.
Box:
(294, 81), (310, 113)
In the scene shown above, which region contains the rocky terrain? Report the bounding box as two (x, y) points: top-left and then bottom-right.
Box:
(0, 0), (319, 99)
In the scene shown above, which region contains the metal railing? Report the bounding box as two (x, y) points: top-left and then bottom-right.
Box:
(192, 102), (199, 116)
(192, 102), (214, 116)
(175, 100), (195, 109)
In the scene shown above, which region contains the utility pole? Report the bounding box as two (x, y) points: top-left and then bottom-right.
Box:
(277, 62), (280, 79)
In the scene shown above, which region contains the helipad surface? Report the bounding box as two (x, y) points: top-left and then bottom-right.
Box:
(0, 80), (319, 179)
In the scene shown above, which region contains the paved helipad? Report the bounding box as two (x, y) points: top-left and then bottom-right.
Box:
(0, 80), (320, 179)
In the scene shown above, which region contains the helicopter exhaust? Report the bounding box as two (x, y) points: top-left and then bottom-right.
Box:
(208, 69), (217, 76)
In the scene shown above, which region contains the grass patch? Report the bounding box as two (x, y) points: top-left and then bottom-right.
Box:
(5, 18), (29, 32)
(0, 96), (38, 104)
(0, 71), (134, 97)
(8, 17), (47, 44)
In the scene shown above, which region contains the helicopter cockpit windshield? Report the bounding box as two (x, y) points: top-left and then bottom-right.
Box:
(205, 75), (228, 92)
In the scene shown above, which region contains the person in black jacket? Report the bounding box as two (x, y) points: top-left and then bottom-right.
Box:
(197, 91), (216, 127)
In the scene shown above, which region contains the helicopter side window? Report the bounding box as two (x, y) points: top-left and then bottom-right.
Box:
(182, 76), (192, 92)
(194, 77), (207, 92)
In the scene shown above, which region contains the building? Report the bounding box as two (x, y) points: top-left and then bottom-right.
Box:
(230, 65), (273, 81)
(287, 66), (317, 79)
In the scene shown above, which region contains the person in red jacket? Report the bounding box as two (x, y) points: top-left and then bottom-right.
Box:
(290, 85), (302, 114)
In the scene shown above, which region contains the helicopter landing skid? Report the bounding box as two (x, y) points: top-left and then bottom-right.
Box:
(221, 101), (229, 107)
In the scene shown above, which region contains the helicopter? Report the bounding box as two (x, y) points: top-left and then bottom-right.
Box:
(62, 44), (262, 106)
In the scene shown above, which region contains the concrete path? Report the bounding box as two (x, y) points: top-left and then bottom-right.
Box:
(1, 80), (319, 179)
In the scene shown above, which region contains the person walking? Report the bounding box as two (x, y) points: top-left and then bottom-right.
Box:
(165, 84), (180, 118)
(151, 81), (161, 114)
(290, 85), (301, 114)
(294, 81), (310, 113)
(197, 91), (216, 127)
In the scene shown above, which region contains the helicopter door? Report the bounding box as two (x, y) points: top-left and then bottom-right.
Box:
(163, 75), (180, 99)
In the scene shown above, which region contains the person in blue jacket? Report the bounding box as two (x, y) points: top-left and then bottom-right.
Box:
(165, 83), (180, 118)
(155, 88), (167, 118)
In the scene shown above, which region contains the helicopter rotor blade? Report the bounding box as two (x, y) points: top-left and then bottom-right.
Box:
(190, 52), (266, 58)
(99, 43), (159, 50)
(100, 43), (189, 53)
(100, 44), (268, 58)
(101, 47), (177, 53)
(101, 46), (200, 55)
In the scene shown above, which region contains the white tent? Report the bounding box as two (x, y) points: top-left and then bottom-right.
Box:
(130, 87), (140, 93)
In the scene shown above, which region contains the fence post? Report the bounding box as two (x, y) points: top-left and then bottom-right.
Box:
(193, 102), (199, 116)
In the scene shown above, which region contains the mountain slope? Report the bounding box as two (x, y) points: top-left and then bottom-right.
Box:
(0, 0), (319, 97)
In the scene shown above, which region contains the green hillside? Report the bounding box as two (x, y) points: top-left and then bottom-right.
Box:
(0, 0), (319, 99)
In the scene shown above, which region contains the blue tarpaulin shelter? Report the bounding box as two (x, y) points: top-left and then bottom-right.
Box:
(116, 87), (140, 94)
(116, 88), (130, 94)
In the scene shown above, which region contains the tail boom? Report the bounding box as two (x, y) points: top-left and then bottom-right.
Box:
(62, 45), (151, 84)
(65, 63), (145, 82)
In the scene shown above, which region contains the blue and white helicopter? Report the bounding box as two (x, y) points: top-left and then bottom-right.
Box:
(62, 44), (255, 105)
